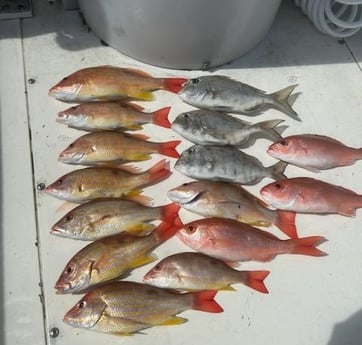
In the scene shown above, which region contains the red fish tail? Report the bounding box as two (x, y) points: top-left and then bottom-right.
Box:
(152, 107), (171, 128)
(244, 270), (270, 294)
(161, 203), (180, 222)
(163, 78), (188, 94)
(289, 236), (327, 257)
(192, 290), (223, 313)
(275, 210), (298, 239)
(153, 220), (179, 243)
(158, 140), (181, 158)
(147, 159), (171, 184)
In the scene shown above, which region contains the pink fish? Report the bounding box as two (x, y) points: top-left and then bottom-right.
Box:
(267, 134), (362, 172)
(176, 217), (326, 262)
(260, 177), (362, 216)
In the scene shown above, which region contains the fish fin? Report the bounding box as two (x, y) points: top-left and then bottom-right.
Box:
(192, 290), (223, 313)
(163, 78), (188, 93)
(161, 203), (181, 222)
(270, 84), (301, 121)
(147, 159), (172, 185)
(116, 164), (143, 174)
(270, 161), (288, 180)
(130, 153), (153, 161)
(152, 107), (171, 128)
(153, 219), (179, 243)
(122, 102), (145, 111)
(275, 210), (298, 239)
(126, 124), (144, 131)
(129, 133), (150, 141)
(159, 316), (188, 326)
(243, 270), (270, 294)
(256, 119), (284, 142)
(124, 192), (153, 206)
(224, 261), (240, 269)
(289, 236), (327, 257)
(338, 205), (357, 217)
(99, 313), (151, 335)
(219, 285), (237, 291)
(128, 90), (155, 101)
(127, 223), (155, 233)
(158, 140), (181, 158)
(129, 253), (158, 269)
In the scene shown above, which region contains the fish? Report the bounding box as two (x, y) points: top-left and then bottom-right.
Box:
(58, 131), (180, 165)
(167, 180), (297, 238)
(260, 177), (362, 216)
(143, 252), (270, 293)
(49, 65), (187, 102)
(63, 281), (223, 335)
(267, 134), (362, 172)
(176, 218), (326, 262)
(45, 159), (170, 203)
(175, 145), (287, 185)
(54, 221), (178, 294)
(178, 76), (300, 121)
(57, 102), (171, 131)
(51, 199), (180, 240)
(171, 109), (284, 146)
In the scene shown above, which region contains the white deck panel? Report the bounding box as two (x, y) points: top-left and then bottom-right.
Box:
(1, 0), (362, 344)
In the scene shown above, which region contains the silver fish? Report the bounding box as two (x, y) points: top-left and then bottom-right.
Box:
(179, 76), (300, 121)
(175, 145), (287, 185)
(171, 109), (284, 146)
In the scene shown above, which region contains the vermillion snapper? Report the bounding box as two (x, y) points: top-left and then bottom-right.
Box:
(49, 65), (187, 102)
(268, 134), (362, 172)
(178, 76), (300, 121)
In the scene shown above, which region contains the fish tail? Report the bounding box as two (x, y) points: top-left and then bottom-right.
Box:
(147, 159), (172, 184)
(289, 236), (327, 257)
(161, 203), (180, 222)
(162, 77), (188, 94)
(158, 140), (181, 158)
(275, 210), (298, 239)
(153, 219), (179, 243)
(270, 161), (288, 180)
(270, 84), (301, 121)
(243, 270), (270, 294)
(256, 119), (285, 142)
(152, 107), (171, 128)
(192, 290), (223, 313)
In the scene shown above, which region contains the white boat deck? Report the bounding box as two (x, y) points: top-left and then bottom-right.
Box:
(1, 1), (361, 344)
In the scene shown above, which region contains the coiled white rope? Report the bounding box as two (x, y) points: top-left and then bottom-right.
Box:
(294, 0), (362, 37)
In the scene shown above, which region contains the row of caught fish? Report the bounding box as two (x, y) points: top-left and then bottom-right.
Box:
(49, 65), (300, 121)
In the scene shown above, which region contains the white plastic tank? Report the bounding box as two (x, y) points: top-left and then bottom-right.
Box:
(78, 0), (282, 69)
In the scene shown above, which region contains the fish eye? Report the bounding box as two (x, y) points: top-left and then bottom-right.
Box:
(68, 143), (74, 148)
(274, 183), (282, 189)
(66, 265), (74, 274)
(62, 77), (68, 81)
(191, 78), (199, 85)
(186, 225), (194, 233)
(78, 300), (86, 309)
(188, 147), (195, 154)
(184, 113), (189, 118)
(280, 140), (287, 146)
(182, 183), (189, 186)
(154, 265), (161, 271)
(56, 179), (63, 185)
(71, 106), (77, 110)
(65, 213), (73, 222)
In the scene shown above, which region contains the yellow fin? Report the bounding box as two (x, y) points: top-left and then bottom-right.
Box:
(128, 153), (152, 161)
(247, 220), (272, 228)
(126, 124), (144, 131)
(219, 285), (237, 291)
(127, 223), (155, 233)
(129, 253), (157, 269)
(159, 316), (188, 326)
(128, 90), (155, 101)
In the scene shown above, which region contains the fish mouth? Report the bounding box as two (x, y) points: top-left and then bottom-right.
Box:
(167, 189), (202, 205)
(56, 111), (70, 124)
(50, 224), (66, 236)
(58, 152), (85, 163)
(54, 281), (72, 294)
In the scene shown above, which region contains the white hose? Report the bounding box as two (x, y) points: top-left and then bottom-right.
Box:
(294, 0), (362, 38)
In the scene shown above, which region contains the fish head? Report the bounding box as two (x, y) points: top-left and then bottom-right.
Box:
(49, 74), (84, 101)
(171, 111), (199, 133)
(45, 174), (77, 201)
(267, 137), (299, 160)
(178, 77), (210, 104)
(260, 180), (296, 209)
(142, 258), (180, 288)
(174, 145), (204, 175)
(51, 210), (84, 239)
(167, 181), (204, 204)
(55, 257), (93, 294)
(176, 220), (209, 251)
(58, 138), (95, 164)
(57, 105), (88, 127)
(63, 293), (107, 329)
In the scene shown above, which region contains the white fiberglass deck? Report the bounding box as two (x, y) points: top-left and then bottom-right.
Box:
(1, 1), (362, 345)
